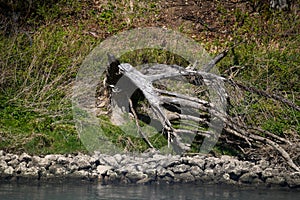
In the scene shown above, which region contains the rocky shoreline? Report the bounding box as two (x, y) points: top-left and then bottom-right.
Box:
(0, 150), (299, 188)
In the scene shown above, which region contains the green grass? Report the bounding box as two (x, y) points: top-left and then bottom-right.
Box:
(0, 0), (299, 155)
(0, 0), (161, 154)
(0, 95), (86, 154)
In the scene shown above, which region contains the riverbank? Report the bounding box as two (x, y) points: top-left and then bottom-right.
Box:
(0, 150), (299, 188)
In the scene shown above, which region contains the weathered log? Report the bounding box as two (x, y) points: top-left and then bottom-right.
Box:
(102, 53), (299, 171)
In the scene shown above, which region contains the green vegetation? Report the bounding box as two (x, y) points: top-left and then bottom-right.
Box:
(217, 8), (300, 140)
(0, 0), (299, 155)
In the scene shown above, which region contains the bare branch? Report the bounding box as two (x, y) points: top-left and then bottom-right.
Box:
(230, 80), (300, 112)
(102, 53), (299, 171)
(128, 97), (154, 149)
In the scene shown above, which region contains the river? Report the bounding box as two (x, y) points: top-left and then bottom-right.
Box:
(0, 182), (299, 200)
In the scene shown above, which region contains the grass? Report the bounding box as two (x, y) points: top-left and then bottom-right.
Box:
(216, 8), (300, 139)
(0, 0), (161, 154)
(0, 0), (299, 155)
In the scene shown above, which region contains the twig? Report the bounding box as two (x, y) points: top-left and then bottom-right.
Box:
(230, 80), (300, 112)
(128, 97), (154, 149)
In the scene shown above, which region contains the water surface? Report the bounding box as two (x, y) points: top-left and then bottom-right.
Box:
(0, 182), (299, 200)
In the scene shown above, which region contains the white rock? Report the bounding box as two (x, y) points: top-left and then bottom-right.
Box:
(38, 157), (51, 168)
(4, 166), (14, 175)
(57, 156), (69, 165)
(76, 159), (91, 169)
(19, 153), (31, 162)
(97, 165), (113, 175)
(0, 160), (8, 170)
(223, 173), (230, 180)
(45, 154), (59, 161)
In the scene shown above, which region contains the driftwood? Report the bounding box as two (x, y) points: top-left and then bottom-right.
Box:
(100, 53), (299, 171)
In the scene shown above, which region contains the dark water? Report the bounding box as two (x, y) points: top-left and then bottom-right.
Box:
(0, 182), (299, 200)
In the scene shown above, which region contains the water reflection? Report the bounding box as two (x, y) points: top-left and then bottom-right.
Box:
(0, 182), (299, 200)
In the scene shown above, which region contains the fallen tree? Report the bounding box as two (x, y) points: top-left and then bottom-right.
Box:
(96, 52), (299, 172)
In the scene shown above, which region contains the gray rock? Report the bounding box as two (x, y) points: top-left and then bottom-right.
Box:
(145, 169), (157, 179)
(239, 172), (258, 184)
(126, 171), (147, 183)
(45, 154), (59, 161)
(172, 164), (189, 173)
(114, 167), (126, 174)
(262, 168), (274, 179)
(73, 170), (89, 178)
(0, 151), (297, 187)
(57, 156), (69, 165)
(39, 167), (47, 177)
(0, 160), (8, 171)
(97, 165), (113, 175)
(174, 172), (195, 183)
(190, 165), (202, 176)
(258, 159), (270, 170)
(202, 168), (215, 182)
(220, 155), (234, 163)
(76, 159), (91, 170)
(140, 162), (151, 170)
(67, 163), (79, 172)
(214, 164), (224, 174)
(49, 164), (66, 175)
(160, 158), (180, 167)
(239, 161), (253, 173)
(137, 165), (146, 172)
(222, 173), (230, 181)
(114, 154), (123, 163)
(22, 167), (39, 178)
(101, 156), (118, 168)
(223, 161), (237, 173)
(136, 177), (152, 184)
(107, 170), (119, 182)
(38, 157), (51, 168)
(188, 157), (206, 170)
(19, 153), (31, 162)
(159, 175), (173, 183)
(89, 157), (97, 166)
(31, 156), (41, 165)
(0, 150), (4, 156)
(204, 168), (214, 176)
(266, 176), (286, 186)
(166, 170), (175, 178)
(3, 154), (14, 162)
(286, 172), (300, 188)
(124, 164), (137, 173)
(152, 154), (165, 160)
(231, 167), (243, 177)
(89, 172), (99, 180)
(249, 165), (262, 174)
(4, 166), (14, 175)
(15, 162), (27, 174)
(157, 168), (174, 178)
(205, 157), (217, 169)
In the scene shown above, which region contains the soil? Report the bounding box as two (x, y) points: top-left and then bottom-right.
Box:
(157, 0), (251, 44)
